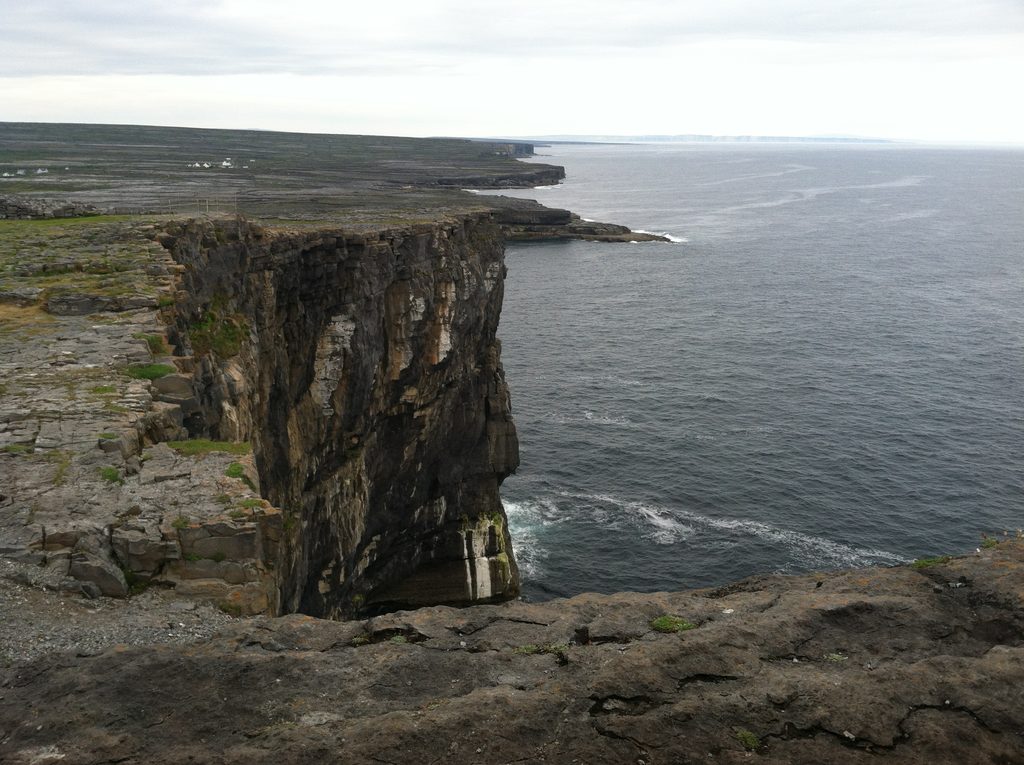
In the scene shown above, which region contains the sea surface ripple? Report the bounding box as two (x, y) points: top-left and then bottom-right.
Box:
(488, 143), (1024, 601)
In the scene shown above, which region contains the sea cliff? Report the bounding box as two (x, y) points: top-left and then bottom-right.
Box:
(1, 124), (1021, 764)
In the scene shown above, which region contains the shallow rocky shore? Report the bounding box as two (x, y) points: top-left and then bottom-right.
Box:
(2, 541), (1022, 764)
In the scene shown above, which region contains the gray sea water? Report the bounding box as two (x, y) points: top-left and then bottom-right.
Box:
(482, 143), (1024, 602)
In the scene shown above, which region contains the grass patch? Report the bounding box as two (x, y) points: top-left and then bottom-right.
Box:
(229, 509), (248, 520)
(823, 652), (848, 663)
(90, 385), (117, 394)
(126, 363), (175, 380)
(189, 299), (248, 358)
(98, 432), (117, 440)
(167, 439), (251, 457)
(134, 332), (169, 355)
(912, 556), (951, 569)
(735, 728), (760, 751)
(225, 462), (246, 478)
(650, 615), (696, 633)
(2, 444), (31, 454)
(980, 535), (999, 549)
(237, 498), (263, 509)
(171, 514), (190, 530)
(157, 295), (175, 308)
(98, 466), (122, 484)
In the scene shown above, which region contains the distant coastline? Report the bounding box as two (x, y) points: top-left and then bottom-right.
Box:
(498, 133), (896, 145)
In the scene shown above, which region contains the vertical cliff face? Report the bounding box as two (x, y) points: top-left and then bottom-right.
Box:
(160, 215), (519, 618)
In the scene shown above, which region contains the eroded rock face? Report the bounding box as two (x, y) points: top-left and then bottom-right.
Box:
(161, 215), (520, 618)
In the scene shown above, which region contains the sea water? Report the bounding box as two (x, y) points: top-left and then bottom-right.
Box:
(486, 143), (1024, 601)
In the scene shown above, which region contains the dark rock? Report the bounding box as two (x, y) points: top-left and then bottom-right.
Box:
(2, 544), (1023, 764)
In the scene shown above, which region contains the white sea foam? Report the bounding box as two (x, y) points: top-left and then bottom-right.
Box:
(503, 498), (563, 579)
(549, 410), (633, 426)
(557, 490), (909, 566)
(634, 229), (687, 243)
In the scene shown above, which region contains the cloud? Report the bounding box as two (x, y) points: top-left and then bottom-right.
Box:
(3, 0), (1022, 77)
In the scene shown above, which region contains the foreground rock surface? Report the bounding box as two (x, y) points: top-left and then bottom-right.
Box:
(2, 542), (1022, 764)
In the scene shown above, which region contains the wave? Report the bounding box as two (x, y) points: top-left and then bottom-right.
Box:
(546, 410), (634, 427)
(552, 490), (910, 567)
(634, 229), (687, 243)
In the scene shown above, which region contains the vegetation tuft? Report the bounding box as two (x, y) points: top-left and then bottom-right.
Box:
(912, 556), (951, 569)
(167, 439), (251, 457)
(225, 462), (246, 479)
(134, 333), (169, 356)
(126, 363), (175, 380)
(189, 299), (248, 358)
(650, 615), (696, 633)
(735, 728), (760, 751)
(98, 466), (122, 484)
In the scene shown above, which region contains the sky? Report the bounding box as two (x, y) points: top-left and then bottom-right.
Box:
(2, 0), (1023, 143)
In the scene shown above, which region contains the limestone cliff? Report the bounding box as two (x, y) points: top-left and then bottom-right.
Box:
(159, 215), (520, 618)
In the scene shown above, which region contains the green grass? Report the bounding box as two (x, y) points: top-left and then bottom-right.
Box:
(171, 515), (190, 530)
(126, 363), (176, 380)
(189, 300), (248, 358)
(650, 615), (696, 633)
(823, 652), (848, 663)
(2, 444), (31, 454)
(98, 432), (117, 440)
(237, 498), (263, 509)
(134, 333), (169, 355)
(98, 466), (122, 484)
(980, 536), (999, 549)
(229, 509), (248, 520)
(735, 728), (760, 751)
(167, 439), (251, 456)
(912, 556), (951, 569)
(90, 385), (117, 394)
(225, 462), (246, 478)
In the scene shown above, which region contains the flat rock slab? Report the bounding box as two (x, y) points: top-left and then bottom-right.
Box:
(2, 542), (1022, 764)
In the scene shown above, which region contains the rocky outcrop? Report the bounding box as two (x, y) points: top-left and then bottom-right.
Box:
(2, 542), (1022, 764)
(158, 215), (520, 618)
(0, 211), (520, 619)
(0, 195), (100, 220)
(488, 196), (670, 242)
(436, 166), (566, 189)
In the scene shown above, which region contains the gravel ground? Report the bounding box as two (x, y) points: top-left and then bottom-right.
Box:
(0, 558), (239, 665)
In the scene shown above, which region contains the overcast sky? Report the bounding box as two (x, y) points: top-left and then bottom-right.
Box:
(2, 0), (1023, 143)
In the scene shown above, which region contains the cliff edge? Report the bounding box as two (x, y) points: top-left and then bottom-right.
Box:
(1, 542), (1022, 763)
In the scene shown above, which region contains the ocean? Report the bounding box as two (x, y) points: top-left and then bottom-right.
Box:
(480, 143), (1024, 602)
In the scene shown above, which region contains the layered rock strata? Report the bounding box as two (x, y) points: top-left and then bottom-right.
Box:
(160, 215), (520, 617)
(0, 212), (520, 619)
